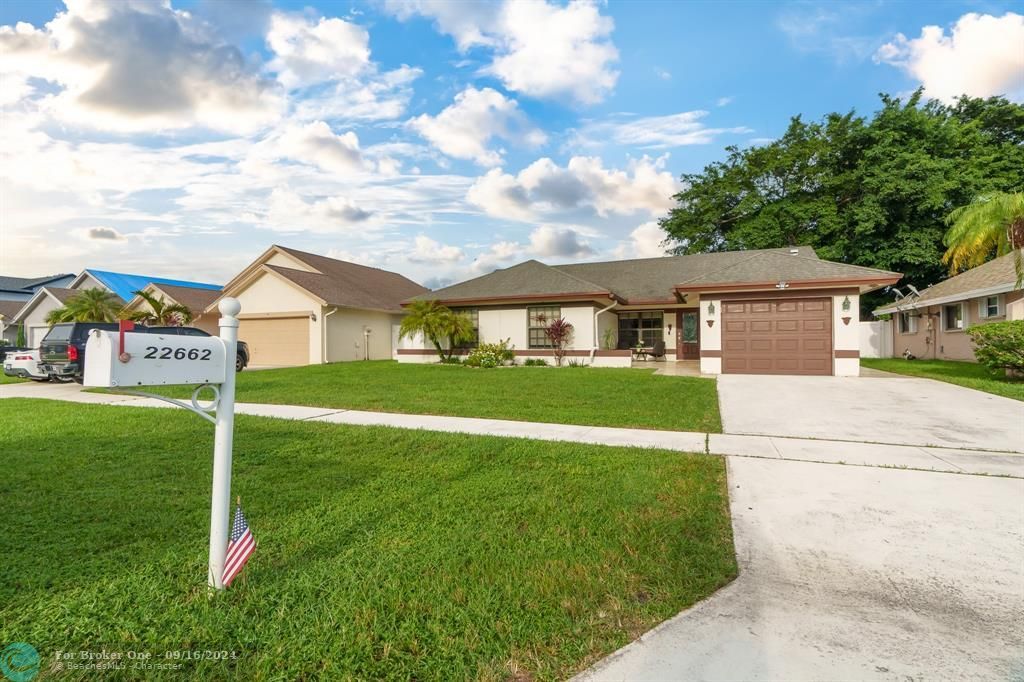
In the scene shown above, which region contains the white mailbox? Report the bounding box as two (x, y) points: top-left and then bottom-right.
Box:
(83, 330), (228, 387)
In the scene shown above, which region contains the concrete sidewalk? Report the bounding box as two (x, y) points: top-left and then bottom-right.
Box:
(3, 381), (1021, 477)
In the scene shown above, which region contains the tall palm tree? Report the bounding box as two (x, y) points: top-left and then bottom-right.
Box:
(943, 191), (1024, 285)
(125, 290), (193, 326)
(398, 300), (473, 362)
(44, 288), (124, 324)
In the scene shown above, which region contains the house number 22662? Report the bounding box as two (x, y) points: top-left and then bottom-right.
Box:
(144, 346), (213, 361)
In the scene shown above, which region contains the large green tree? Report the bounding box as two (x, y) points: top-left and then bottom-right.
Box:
(660, 92), (1024, 310)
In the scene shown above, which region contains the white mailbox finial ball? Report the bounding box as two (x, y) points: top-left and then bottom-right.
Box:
(219, 297), (241, 317)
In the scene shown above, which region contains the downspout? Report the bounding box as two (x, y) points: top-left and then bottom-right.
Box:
(591, 299), (618, 364)
(321, 307), (338, 364)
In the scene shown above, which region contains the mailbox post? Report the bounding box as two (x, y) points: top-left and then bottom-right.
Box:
(208, 298), (240, 590)
(83, 297), (243, 591)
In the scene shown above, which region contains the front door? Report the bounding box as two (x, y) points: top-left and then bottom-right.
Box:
(677, 310), (700, 359)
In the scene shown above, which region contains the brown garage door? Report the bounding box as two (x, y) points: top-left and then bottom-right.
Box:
(722, 298), (832, 375)
(238, 316), (310, 366)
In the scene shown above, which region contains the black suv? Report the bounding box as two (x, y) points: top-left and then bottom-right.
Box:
(40, 323), (249, 382)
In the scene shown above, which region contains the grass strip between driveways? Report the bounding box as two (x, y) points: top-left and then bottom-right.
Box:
(861, 358), (1024, 402)
(0, 373), (28, 384)
(97, 360), (723, 433)
(0, 398), (736, 681)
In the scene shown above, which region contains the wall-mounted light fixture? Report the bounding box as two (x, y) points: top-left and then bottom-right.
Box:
(707, 301), (715, 316)
(667, 323), (673, 334)
(842, 296), (851, 312)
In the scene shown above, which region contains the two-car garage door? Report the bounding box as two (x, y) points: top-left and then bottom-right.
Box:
(722, 298), (832, 375)
(237, 316), (309, 366)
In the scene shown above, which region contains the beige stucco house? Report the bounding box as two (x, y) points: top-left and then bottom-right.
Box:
(874, 250), (1023, 361)
(206, 245), (428, 367)
(10, 287), (82, 347)
(399, 247), (900, 376)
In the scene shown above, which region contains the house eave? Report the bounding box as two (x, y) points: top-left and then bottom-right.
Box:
(874, 282), (1020, 316)
(674, 276), (900, 295)
(403, 291), (622, 307)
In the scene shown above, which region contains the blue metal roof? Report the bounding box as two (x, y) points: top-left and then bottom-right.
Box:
(85, 269), (221, 302)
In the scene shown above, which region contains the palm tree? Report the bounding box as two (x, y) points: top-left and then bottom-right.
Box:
(44, 288), (124, 324)
(398, 300), (473, 362)
(125, 290), (193, 326)
(943, 191), (1024, 285)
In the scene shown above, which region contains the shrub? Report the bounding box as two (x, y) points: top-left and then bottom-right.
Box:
(544, 317), (574, 366)
(523, 358), (549, 367)
(968, 320), (1024, 373)
(464, 339), (514, 368)
(566, 360), (589, 368)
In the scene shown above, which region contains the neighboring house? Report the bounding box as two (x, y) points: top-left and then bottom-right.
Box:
(9, 287), (81, 347)
(0, 300), (24, 344)
(207, 245), (428, 366)
(399, 247), (900, 376)
(122, 283), (223, 335)
(0, 273), (75, 302)
(69, 269), (221, 303)
(11, 270), (222, 348)
(874, 249), (1024, 362)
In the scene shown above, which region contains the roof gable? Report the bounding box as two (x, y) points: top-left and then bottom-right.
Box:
(875, 249), (1022, 313)
(10, 287), (79, 323)
(126, 283), (222, 314)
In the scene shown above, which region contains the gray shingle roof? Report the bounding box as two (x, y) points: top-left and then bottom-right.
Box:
(0, 274), (74, 293)
(0, 300), (22, 320)
(415, 246), (899, 305)
(874, 249), (1022, 314)
(150, 284), (222, 314)
(410, 260), (612, 303)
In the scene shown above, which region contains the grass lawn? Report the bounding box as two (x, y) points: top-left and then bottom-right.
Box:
(0, 399), (736, 681)
(0, 373), (27, 384)
(102, 360), (723, 433)
(862, 358), (1024, 402)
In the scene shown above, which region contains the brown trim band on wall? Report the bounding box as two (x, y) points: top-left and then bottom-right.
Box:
(699, 350), (722, 358)
(713, 288), (860, 301)
(833, 350), (860, 358)
(397, 348), (633, 357)
(237, 311), (314, 320)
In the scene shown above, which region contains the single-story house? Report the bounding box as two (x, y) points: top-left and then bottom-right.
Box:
(69, 269), (221, 302)
(12, 270), (221, 348)
(873, 249), (1023, 362)
(399, 246), (901, 376)
(207, 245), (428, 367)
(122, 283), (223, 335)
(9, 287), (84, 347)
(0, 300), (25, 344)
(0, 273), (75, 302)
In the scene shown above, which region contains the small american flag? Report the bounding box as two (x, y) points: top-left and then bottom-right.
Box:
(221, 504), (255, 587)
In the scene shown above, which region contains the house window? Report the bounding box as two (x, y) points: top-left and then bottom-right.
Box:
(898, 312), (918, 334)
(452, 308), (479, 348)
(943, 303), (964, 331)
(979, 295), (1001, 319)
(527, 306), (560, 348)
(618, 311), (663, 348)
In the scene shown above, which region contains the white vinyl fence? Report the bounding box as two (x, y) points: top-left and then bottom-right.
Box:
(859, 320), (893, 359)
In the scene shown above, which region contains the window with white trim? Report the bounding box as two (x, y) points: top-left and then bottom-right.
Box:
(978, 295), (1002, 319)
(452, 308), (479, 348)
(898, 312), (918, 334)
(943, 303), (964, 331)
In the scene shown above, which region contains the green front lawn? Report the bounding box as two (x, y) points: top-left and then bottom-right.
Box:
(0, 399), (736, 681)
(862, 358), (1024, 401)
(0, 373), (27, 384)
(105, 360), (722, 433)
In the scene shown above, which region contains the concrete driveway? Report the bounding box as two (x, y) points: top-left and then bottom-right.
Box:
(578, 457), (1024, 681)
(718, 374), (1024, 452)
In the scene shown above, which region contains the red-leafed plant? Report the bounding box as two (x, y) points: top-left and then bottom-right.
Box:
(544, 317), (574, 367)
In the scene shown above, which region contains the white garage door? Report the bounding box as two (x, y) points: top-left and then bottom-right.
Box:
(28, 325), (49, 348)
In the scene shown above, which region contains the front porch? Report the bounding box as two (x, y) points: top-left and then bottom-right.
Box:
(630, 358), (702, 376)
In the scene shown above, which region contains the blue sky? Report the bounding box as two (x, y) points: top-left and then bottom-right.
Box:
(1, 0), (1022, 288)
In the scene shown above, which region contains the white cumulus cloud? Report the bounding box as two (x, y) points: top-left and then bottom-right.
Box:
(468, 155), (679, 221)
(408, 86), (546, 166)
(874, 12), (1024, 103)
(408, 235), (465, 264)
(0, 0), (283, 133)
(613, 221), (669, 259)
(266, 13), (371, 89)
(387, 0), (619, 104)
